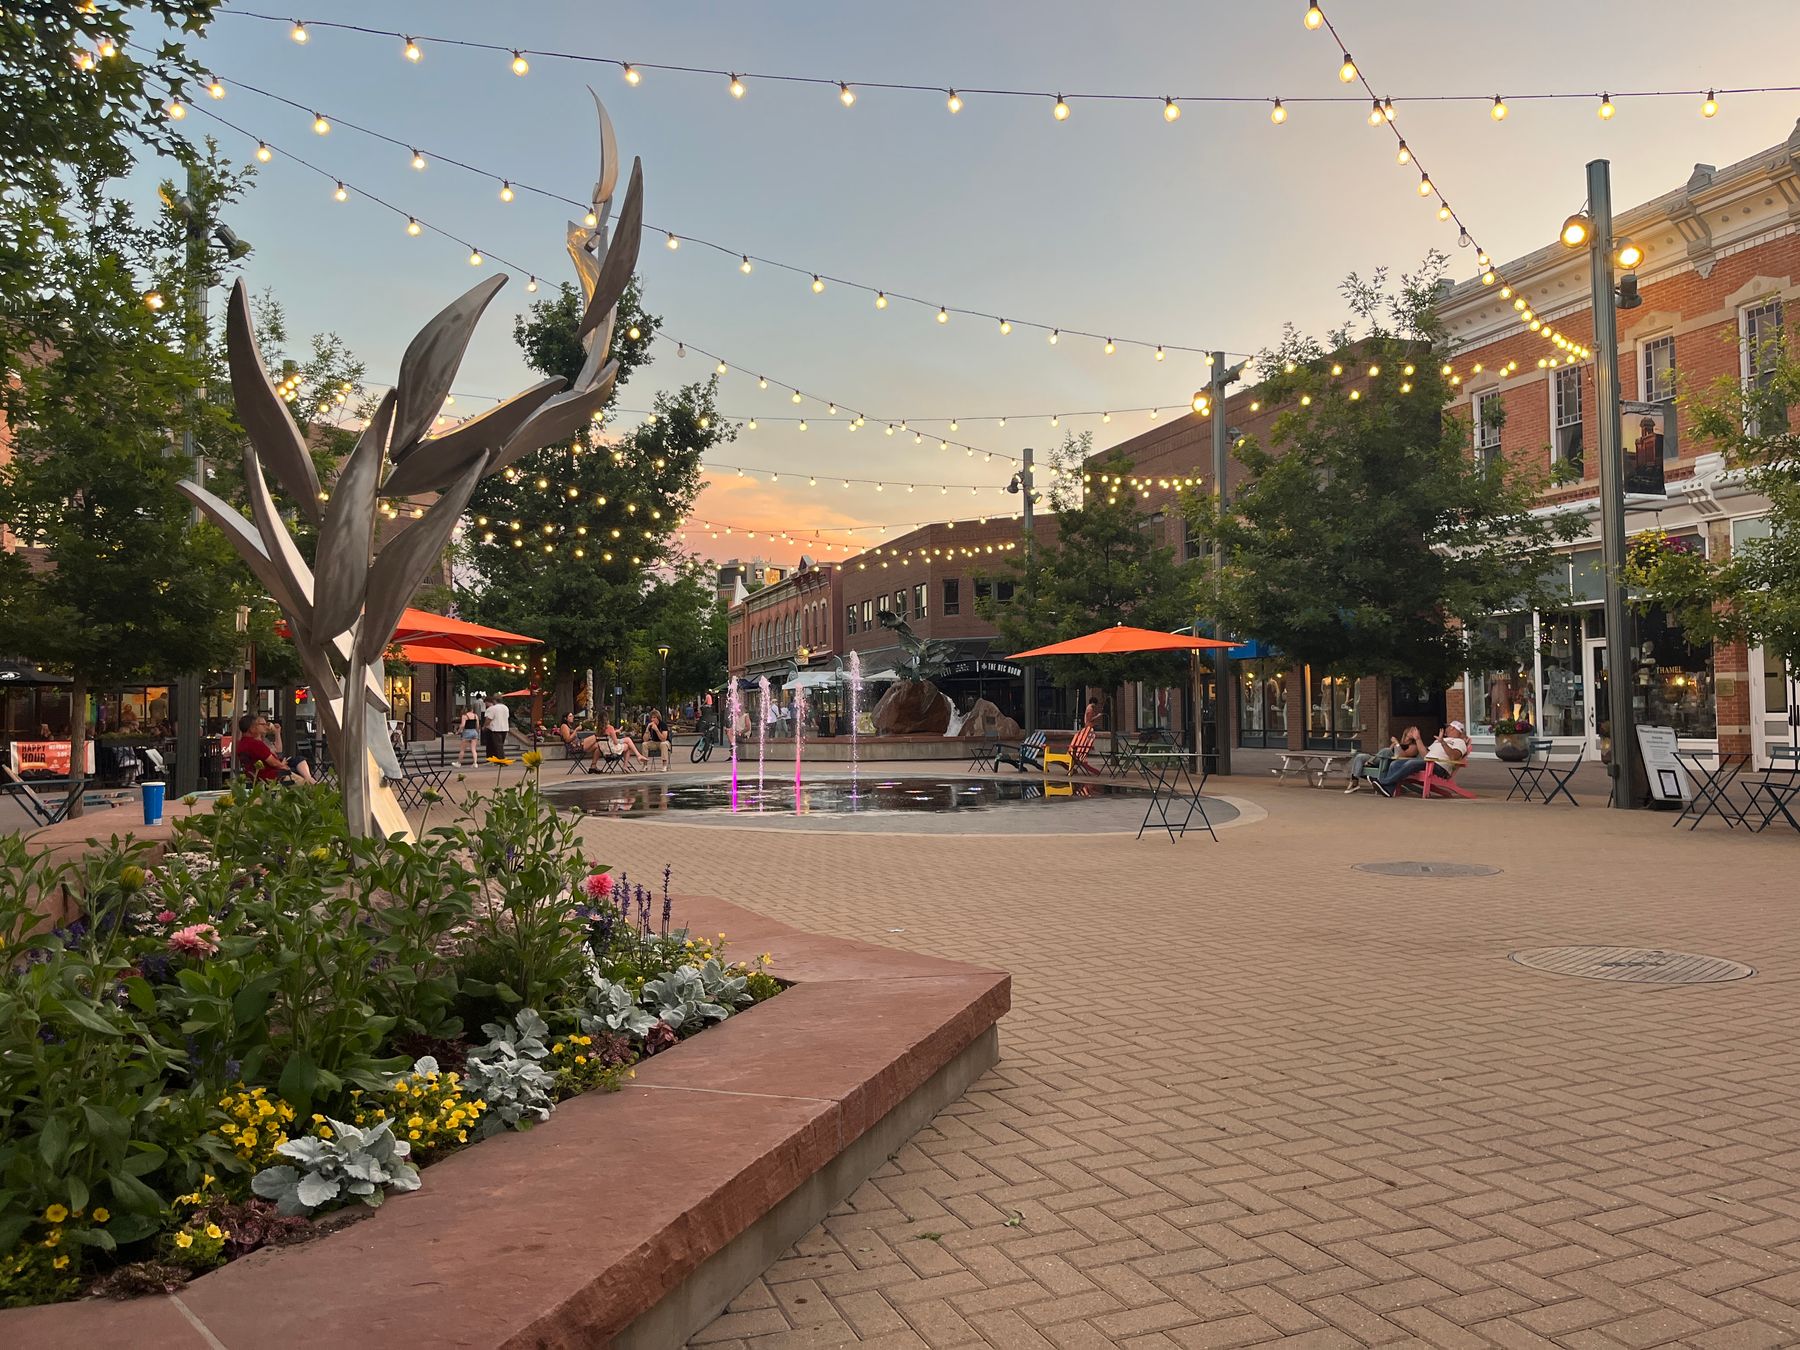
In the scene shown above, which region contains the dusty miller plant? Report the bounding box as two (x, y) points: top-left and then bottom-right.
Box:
(464, 1009), (556, 1137)
(250, 1117), (420, 1216)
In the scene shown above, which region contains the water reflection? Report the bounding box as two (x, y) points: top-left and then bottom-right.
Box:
(552, 775), (1133, 818)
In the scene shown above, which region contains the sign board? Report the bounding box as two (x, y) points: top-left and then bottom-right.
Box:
(8, 740), (96, 778)
(1622, 400), (1674, 498)
(946, 659), (1023, 679)
(1635, 724), (1691, 803)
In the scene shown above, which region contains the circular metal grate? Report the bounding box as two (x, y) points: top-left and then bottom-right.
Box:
(1354, 861), (1503, 878)
(1510, 946), (1755, 985)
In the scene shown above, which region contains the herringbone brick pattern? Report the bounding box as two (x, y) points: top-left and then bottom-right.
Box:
(577, 773), (1800, 1348)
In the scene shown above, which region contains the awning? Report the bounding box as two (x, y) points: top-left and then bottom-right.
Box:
(397, 644), (510, 669)
(786, 670), (843, 691)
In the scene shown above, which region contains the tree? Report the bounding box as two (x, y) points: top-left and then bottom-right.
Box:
(622, 563), (728, 707)
(983, 432), (1199, 704)
(1625, 337), (1799, 671)
(2, 1), (220, 368)
(459, 281), (734, 706)
(0, 190), (249, 808)
(1185, 256), (1580, 714)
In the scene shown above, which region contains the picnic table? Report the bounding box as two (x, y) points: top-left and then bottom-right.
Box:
(1271, 750), (1350, 788)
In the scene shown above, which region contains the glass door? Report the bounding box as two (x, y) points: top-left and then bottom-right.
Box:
(1751, 648), (1795, 766)
(1585, 638), (1609, 762)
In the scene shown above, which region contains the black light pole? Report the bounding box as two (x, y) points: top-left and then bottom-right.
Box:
(657, 643), (670, 716)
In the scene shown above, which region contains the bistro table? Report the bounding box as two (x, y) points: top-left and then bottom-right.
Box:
(1673, 750), (1750, 830)
(1125, 745), (1217, 843)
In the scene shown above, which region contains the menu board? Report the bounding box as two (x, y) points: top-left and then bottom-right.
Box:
(1635, 724), (1691, 803)
(8, 740), (97, 779)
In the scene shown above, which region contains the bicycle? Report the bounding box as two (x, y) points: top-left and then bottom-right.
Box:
(690, 721), (718, 763)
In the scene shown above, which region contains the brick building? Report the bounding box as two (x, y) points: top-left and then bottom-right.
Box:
(1097, 123), (1799, 766)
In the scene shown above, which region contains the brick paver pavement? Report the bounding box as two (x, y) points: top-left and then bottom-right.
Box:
(583, 767), (1799, 1348)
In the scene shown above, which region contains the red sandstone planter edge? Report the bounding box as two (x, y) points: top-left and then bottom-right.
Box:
(1, 893), (1009, 1349)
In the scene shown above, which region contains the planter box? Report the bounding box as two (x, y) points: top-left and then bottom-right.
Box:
(2, 895), (1009, 1349)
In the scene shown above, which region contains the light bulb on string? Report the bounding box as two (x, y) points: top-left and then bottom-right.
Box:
(728, 73), (744, 99)
(313, 112), (330, 134)
(936, 306), (949, 324)
(403, 36), (420, 62)
(838, 82), (856, 107)
(468, 248), (483, 266)
(256, 142), (272, 162)
(582, 210), (597, 227)
(1383, 97), (1396, 121)
(665, 231), (678, 249)
(875, 291), (887, 309)
(1270, 99), (1287, 124)
(1052, 94), (1070, 121)
(1304, 4), (1324, 29)
(1598, 93), (1615, 119)
(333, 181), (347, 201)
(1163, 97), (1181, 122)
(526, 276), (538, 292)
(1437, 204), (1451, 221)
(1048, 329), (1059, 345)
(999, 318), (1011, 335)
(1104, 338), (1115, 354)
(406, 217), (420, 235)
(1368, 99), (1384, 127)
(622, 63), (640, 85)
(739, 255), (752, 273)
(1155, 346), (1166, 362)
(290, 19), (308, 43)
(1395, 141), (1411, 165)
(510, 51), (529, 76)
(1491, 94), (1508, 121)
(1702, 90), (1718, 117)
(790, 389), (803, 404)
(946, 89), (962, 113)
(207, 78), (225, 100)
(499, 181), (514, 202)
(810, 274), (824, 293)
(1418, 173), (1433, 197)
(410, 148), (426, 170)
(1338, 53), (1357, 82)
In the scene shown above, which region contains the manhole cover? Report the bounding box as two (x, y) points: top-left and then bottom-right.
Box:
(1354, 861), (1502, 878)
(1510, 946), (1755, 985)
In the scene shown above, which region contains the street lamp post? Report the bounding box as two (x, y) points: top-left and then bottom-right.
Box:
(657, 643), (670, 715)
(1562, 160), (1646, 809)
(1205, 352), (1245, 776)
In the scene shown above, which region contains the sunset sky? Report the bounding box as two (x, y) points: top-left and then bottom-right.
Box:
(156, 1), (1800, 565)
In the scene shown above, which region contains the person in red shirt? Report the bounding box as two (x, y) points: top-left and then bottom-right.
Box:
(235, 711), (316, 785)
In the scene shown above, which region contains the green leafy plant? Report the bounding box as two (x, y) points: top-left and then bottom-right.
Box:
(463, 1011), (556, 1138)
(251, 1118), (419, 1216)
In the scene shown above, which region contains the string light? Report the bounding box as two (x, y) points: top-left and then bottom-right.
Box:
(1304, 4), (1324, 30)
(999, 319), (1011, 335)
(333, 180), (347, 201)
(510, 50), (529, 76)
(838, 81), (856, 107)
(1052, 94), (1070, 121)
(1395, 140), (1410, 165)
(728, 73), (744, 99)
(1338, 53), (1357, 82)
(665, 231), (678, 249)
(256, 141), (271, 161)
(1163, 96), (1181, 123)
(936, 306), (948, 324)
(208, 78), (226, 99)
(810, 274), (824, 293)
(1491, 94), (1507, 121)
(526, 276), (537, 292)
(739, 255), (752, 273)
(406, 216), (420, 235)
(410, 148), (426, 169)
(289, 19), (308, 43)
(499, 180), (514, 202)
(1702, 89), (1718, 117)
(1270, 99), (1287, 124)
(312, 112), (329, 134)
(1598, 93), (1615, 119)
(167, 99), (187, 120)
(403, 36), (420, 62)
(623, 63), (640, 85)
(946, 89), (962, 113)
(468, 247), (482, 265)
(875, 291), (888, 309)
(1368, 99), (1384, 128)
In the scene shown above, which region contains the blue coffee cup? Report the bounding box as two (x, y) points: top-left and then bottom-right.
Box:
(142, 781), (166, 827)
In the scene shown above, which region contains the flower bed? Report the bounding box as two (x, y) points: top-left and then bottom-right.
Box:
(0, 779), (778, 1308)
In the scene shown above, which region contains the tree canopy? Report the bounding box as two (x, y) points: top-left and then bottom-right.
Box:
(1184, 256), (1580, 692)
(983, 432), (1198, 694)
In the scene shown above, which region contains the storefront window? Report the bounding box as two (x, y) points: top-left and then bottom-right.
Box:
(1134, 682), (1174, 731)
(1237, 658), (1288, 748)
(1634, 607), (1715, 738)
(1538, 612), (1585, 737)
(1303, 668), (1360, 748)
(1475, 615), (1534, 733)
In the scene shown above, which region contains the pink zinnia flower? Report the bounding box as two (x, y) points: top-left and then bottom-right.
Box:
(581, 872), (614, 901)
(168, 923), (219, 957)
(156, 910), (177, 924)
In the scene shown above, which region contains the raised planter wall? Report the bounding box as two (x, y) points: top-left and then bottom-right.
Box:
(3, 894), (1008, 1349)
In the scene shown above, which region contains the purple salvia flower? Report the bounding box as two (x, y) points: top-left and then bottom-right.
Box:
(661, 864), (673, 936)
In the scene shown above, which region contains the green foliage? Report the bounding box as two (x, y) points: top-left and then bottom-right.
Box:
(1625, 339), (1799, 667)
(462, 1011), (556, 1137)
(250, 1117), (419, 1216)
(1185, 255), (1580, 691)
(462, 279), (730, 692)
(984, 432), (1198, 693)
(624, 561), (729, 706)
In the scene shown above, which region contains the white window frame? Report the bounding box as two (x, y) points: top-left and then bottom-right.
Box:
(1473, 388), (1503, 460)
(1551, 365), (1583, 470)
(1641, 333), (1676, 404)
(1741, 299), (1785, 434)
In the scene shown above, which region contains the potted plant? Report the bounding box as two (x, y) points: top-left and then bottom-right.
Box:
(1491, 717), (1535, 761)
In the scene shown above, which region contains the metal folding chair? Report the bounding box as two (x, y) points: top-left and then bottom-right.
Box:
(1506, 738), (1554, 802)
(0, 764), (76, 827)
(1538, 744), (1585, 807)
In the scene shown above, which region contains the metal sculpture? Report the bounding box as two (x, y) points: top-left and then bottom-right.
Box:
(181, 94), (642, 837)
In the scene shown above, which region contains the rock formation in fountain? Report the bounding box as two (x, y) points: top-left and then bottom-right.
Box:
(871, 680), (952, 735)
(955, 698), (1023, 740)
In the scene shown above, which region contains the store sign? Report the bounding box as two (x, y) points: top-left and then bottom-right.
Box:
(8, 740), (96, 777)
(946, 660), (1023, 679)
(1635, 724), (1691, 803)
(1622, 401), (1674, 498)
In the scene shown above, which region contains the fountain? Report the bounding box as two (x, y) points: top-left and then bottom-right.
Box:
(792, 682), (807, 811)
(756, 674), (770, 803)
(847, 650), (863, 801)
(726, 680), (742, 810)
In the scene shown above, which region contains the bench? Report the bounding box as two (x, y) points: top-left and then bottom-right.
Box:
(1272, 750), (1350, 788)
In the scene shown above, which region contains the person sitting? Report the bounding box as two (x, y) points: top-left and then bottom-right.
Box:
(1346, 726), (1424, 793)
(643, 712), (673, 771)
(1373, 721), (1467, 797)
(235, 711), (316, 785)
(602, 718), (652, 771)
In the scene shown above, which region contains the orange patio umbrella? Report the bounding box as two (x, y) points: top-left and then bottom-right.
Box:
(396, 644), (511, 669)
(1009, 624), (1239, 659)
(388, 607), (541, 653)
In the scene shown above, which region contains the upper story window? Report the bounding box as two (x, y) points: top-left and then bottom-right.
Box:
(942, 578), (960, 616)
(974, 577), (991, 605)
(912, 583), (927, 618)
(1473, 389), (1503, 462)
(845, 604), (857, 636)
(861, 599), (873, 625)
(1642, 334), (1676, 403)
(995, 579), (1016, 605)
(1742, 299), (1786, 435)
(1553, 366), (1584, 475)
(892, 589), (906, 618)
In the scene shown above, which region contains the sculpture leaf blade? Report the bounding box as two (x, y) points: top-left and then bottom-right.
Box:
(492, 361), (618, 474)
(381, 377), (563, 497)
(313, 389), (393, 638)
(578, 158), (642, 340)
(390, 275), (507, 453)
(358, 450), (492, 665)
(226, 280), (324, 526)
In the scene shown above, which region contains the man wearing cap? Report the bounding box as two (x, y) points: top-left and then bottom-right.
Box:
(1373, 719), (1470, 796)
